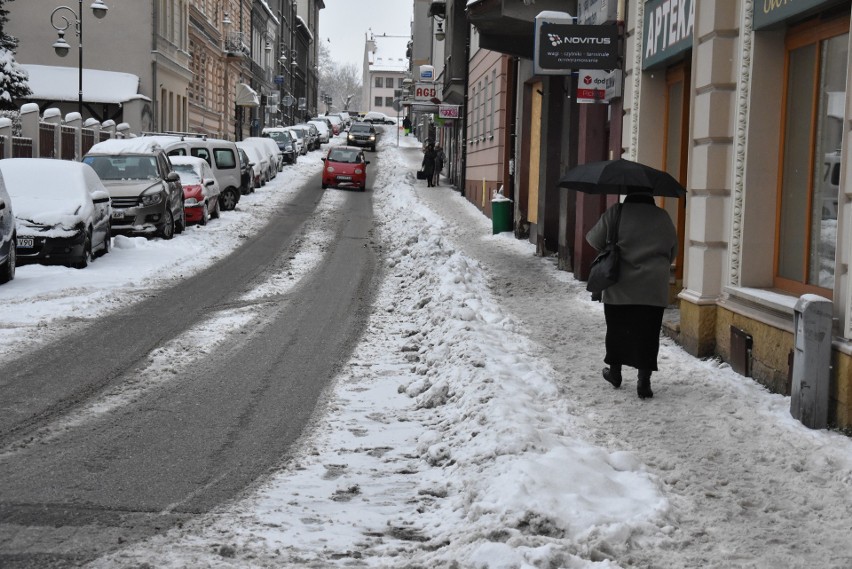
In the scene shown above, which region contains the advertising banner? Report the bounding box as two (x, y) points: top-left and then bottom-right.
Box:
(414, 82), (442, 102)
(577, 70), (608, 103)
(534, 15), (619, 74)
(438, 105), (459, 119)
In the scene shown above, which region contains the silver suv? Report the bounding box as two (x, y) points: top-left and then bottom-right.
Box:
(84, 138), (186, 239)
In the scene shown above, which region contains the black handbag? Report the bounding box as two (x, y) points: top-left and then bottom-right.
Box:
(416, 170), (427, 180)
(587, 204), (623, 299)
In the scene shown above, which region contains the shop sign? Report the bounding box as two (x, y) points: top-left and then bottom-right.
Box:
(604, 69), (623, 101)
(754, 0), (843, 30)
(534, 14), (619, 74)
(415, 82), (442, 102)
(577, 69), (609, 103)
(577, 0), (618, 24)
(642, 0), (695, 70)
(438, 105), (459, 119)
(419, 65), (435, 82)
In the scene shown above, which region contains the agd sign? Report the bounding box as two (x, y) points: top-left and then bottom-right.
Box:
(415, 82), (441, 102)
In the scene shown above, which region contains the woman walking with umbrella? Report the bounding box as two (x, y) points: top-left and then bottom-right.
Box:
(562, 159), (683, 399)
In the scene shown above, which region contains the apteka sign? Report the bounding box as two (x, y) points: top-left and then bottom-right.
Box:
(534, 13), (619, 75)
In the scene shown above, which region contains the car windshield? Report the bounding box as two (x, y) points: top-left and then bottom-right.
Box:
(266, 131), (291, 144)
(171, 164), (202, 185)
(350, 124), (372, 133)
(84, 155), (159, 180)
(288, 129), (304, 140)
(328, 149), (362, 164)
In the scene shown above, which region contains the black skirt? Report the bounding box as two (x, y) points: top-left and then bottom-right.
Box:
(603, 304), (665, 371)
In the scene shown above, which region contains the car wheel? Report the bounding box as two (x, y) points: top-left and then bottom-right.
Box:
(322, 183), (328, 189)
(360, 184), (366, 192)
(159, 210), (175, 240)
(175, 208), (186, 234)
(219, 188), (238, 211)
(200, 202), (209, 226)
(0, 239), (15, 284)
(97, 227), (111, 258)
(210, 199), (221, 220)
(74, 231), (93, 269)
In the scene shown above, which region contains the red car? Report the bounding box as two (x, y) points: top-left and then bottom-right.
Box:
(321, 146), (370, 191)
(170, 156), (221, 226)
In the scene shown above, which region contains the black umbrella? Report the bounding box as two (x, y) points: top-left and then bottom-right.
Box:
(558, 158), (687, 198)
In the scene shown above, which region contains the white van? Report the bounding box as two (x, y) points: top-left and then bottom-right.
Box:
(143, 135), (242, 211)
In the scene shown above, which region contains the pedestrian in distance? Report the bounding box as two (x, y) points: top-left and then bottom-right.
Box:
(421, 143), (437, 188)
(585, 193), (678, 399)
(402, 115), (412, 135)
(433, 144), (445, 186)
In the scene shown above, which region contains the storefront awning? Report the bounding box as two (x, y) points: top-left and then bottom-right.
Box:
(236, 83), (260, 107)
(467, 0), (567, 59)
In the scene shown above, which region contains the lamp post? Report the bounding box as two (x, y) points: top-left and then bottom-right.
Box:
(50, 0), (109, 118)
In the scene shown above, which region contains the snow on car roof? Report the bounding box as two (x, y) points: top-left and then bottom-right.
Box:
(0, 158), (98, 221)
(86, 137), (170, 155)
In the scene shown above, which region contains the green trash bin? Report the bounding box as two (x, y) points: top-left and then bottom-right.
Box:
(491, 198), (513, 234)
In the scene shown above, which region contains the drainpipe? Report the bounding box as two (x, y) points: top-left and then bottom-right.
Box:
(151, 1), (158, 131)
(459, 19), (470, 197)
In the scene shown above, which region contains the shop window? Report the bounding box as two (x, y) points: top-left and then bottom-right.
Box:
(776, 17), (848, 296)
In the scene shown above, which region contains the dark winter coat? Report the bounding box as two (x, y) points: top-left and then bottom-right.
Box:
(586, 197), (678, 307)
(422, 148), (437, 177)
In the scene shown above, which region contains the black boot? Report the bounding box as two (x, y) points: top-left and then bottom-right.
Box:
(602, 366), (622, 388)
(637, 370), (653, 399)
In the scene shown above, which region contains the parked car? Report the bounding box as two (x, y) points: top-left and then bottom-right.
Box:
(236, 141), (269, 188)
(237, 147), (254, 194)
(303, 123), (322, 150)
(324, 114), (343, 135)
(308, 119), (331, 144)
(170, 156), (221, 226)
(261, 127), (298, 165)
(347, 122), (378, 151)
(0, 172), (16, 283)
(294, 123), (319, 151)
(310, 116), (334, 135)
(84, 138), (185, 239)
(285, 127), (308, 155)
(0, 158), (112, 268)
(335, 111), (352, 128)
(242, 137), (279, 180)
(321, 145), (370, 191)
(142, 134), (242, 212)
(363, 111), (396, 125)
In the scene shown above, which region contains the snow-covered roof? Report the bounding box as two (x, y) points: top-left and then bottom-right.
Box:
(21, 64), (146, 104)
(369, 34), (410, 73)
(296, 15), (314, 42)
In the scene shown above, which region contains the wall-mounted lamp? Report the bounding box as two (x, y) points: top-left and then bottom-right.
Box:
(223, 12), (232, 26)
(435, 21), (445, 41)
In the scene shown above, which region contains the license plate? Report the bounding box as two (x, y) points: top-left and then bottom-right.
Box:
(17, 237), (34, 248)
(111, 210), (125, 220)
(337, 176), (352, 181)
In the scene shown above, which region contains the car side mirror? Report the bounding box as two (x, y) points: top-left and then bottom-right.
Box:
(166, 171), (180, 182)
(91, 190), (111, 203)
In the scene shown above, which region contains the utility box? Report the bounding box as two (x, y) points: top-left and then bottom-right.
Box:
(790, 294), (833, 429)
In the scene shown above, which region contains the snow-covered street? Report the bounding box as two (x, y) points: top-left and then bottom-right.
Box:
(2, 133), (852, 568)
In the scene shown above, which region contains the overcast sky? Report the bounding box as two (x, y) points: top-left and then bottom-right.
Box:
(318, 0), (413, 72)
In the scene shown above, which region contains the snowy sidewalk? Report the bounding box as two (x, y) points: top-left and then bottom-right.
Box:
(87, 135), (852, 569)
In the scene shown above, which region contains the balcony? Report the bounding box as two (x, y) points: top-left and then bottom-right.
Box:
(224, 31), (249, 57)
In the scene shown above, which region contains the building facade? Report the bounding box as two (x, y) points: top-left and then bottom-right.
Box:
(362, 32), (410, 117)
(9, 1), (192, 133)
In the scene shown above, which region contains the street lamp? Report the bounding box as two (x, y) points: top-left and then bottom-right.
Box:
(50, 0), (109, 118)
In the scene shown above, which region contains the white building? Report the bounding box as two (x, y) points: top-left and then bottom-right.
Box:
(361, 32), (410, 116)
